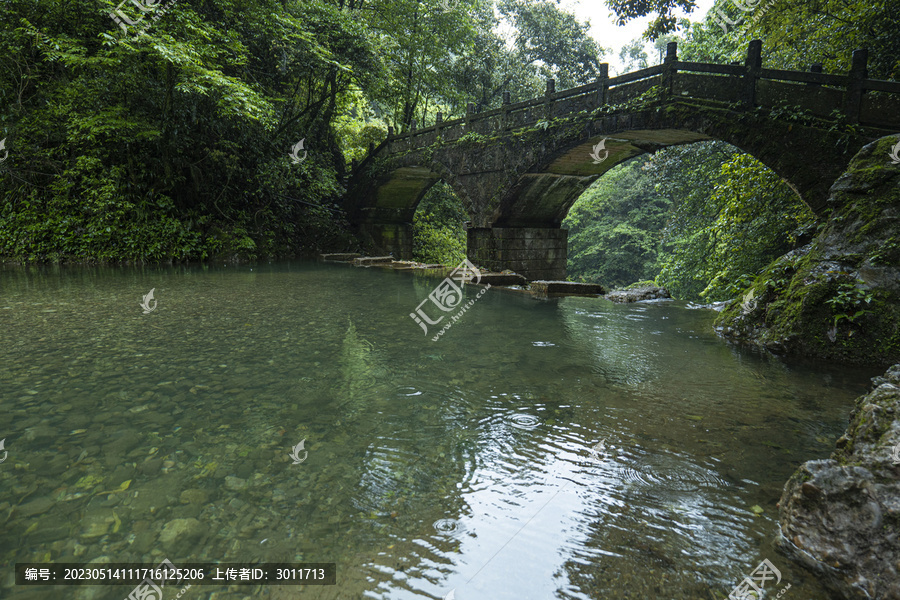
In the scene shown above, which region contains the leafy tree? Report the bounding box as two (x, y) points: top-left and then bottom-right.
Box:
(649, 142), (815, 301)
(605, 0), (699, 39)
(745, 0), (900, 79)
(564, 158), (671, 287)
(0, 0), (371, 262)
(618, 39), (649, 73)
(497, 0), (607, 89)
(412, 182), (466, 265)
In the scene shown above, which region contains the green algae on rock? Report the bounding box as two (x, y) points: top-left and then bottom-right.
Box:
(715, 135), (900, 366)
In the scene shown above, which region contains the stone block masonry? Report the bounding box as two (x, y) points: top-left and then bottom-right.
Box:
(467, 227), (567, 281)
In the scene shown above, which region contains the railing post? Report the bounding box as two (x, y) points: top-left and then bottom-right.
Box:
(410, 119), (417, 133)
(435, 112), (443, 139)
(661, 41), (678, 100)
(466, 102), (475, 129)
(351, 158), (358, 171)
(596, 63), (609, 107)
(844, 48), (868, 124)
(544, 78), (555, 119)
(387, 125), (394, 152)
(501, 91), (511, 130)
(808, 63), (823, 88)
(367, 141), (374, 156)
(742, 39), (762, 108)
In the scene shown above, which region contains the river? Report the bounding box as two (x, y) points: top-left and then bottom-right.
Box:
(0, 261), (876, 599)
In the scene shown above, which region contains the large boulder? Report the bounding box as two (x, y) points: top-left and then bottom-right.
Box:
(776, 364), (900, 599)
(605, 285), (671, 303)
(715, 135), (900, 366)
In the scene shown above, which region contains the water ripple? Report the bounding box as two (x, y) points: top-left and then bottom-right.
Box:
(508, 413), (542, 430)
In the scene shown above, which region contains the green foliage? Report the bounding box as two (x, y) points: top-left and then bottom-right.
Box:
(0, 0), (368, 263)
(412, 182), (466, 265)
(624, 280), (658, 289)
(651, 142), (815, 301)
(563, 157), (671, 287)
(746, 0), (900, 80)
(827, 281), (875, 326)
(565, 143), (815, 301)
(498, 0), (607, 89)
(456, 131), (489, 145)
(618, 39), (650, 73)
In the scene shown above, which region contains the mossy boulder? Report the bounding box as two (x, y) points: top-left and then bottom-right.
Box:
(715, 135), (900, 366)
(776, 364), (900, 599)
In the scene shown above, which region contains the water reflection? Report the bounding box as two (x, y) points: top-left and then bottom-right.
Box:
(0, 261), (876, 600)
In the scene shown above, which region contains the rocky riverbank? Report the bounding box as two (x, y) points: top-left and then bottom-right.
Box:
(777, 364), (900, 599)
(715, 135), (900, 366)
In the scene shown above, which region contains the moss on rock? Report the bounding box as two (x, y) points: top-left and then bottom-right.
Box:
(715, 135), (900, 366)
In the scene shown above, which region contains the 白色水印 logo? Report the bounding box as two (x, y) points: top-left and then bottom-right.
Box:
(289, 439), (308, 464)
(289, 139), (308, 164)
(741, 289), (757, 314)
(140, 288), (157, 314)
(410, 259), (490, 340)
(589, 138), (609, 164)
(727, 558), (790, 600)
(109, 0), (176, 35)
(888, 140), (900, 165)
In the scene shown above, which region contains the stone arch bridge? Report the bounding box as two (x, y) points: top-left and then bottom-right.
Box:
(344, 41), (900, 280)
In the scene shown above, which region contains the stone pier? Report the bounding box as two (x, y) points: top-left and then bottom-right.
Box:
(357, 223), (414, 260)
(467, 227), (567, 281)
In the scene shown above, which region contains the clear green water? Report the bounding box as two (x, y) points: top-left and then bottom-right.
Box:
(0, 261), (877, 600)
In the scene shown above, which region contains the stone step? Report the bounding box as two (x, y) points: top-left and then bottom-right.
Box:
(319, 253), (361, 262)
(476, 273), (527, 286)
(530, 280), (605, 295)
(352, 256), (394, 266)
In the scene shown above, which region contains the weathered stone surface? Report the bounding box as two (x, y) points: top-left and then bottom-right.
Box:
(319, 253), (361, 261)
(777, 364), (900, 600)
(179, 489), (210, 505)
(352, 255), (394, 266)
(605, 286), (670, 302)
(80, 511), (116, 539)
(158, 517), (205, 554)
(716, 135), (900, 366)
(468, 227), (567, 280)
(530, 280), (605, 295)
(346, 44), (898, 279)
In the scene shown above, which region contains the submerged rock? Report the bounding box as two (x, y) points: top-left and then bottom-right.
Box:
(716, 135), (900, 366)
(158, 517), (205, 554)
(605, 285), (671, 303)
(777, 364), (900, 599)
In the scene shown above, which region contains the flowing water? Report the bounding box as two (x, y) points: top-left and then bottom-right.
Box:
(0, 261), (877, 600)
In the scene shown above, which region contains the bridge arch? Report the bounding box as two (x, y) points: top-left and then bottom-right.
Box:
(344, 40), (900, 279)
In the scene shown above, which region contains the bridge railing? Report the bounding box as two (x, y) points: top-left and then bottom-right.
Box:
(355, 40), (900, 167)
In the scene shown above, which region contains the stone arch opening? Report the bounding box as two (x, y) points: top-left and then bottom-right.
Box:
(410, 180), (469, 265)
(559, 140), (816, 299)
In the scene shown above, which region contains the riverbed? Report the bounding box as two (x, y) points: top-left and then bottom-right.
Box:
(0, 261), (876, 599)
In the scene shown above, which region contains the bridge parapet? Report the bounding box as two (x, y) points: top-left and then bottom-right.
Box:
(345, 41), (900, 277)
(367, 40), (900, 162)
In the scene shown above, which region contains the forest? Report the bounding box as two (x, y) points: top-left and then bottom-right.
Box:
(2, 3), (900, 599)
(1, 0), (898, 301)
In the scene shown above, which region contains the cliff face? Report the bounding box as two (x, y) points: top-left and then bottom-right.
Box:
(715, 135), (900, 366)
(776, 365), (900, 600)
